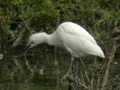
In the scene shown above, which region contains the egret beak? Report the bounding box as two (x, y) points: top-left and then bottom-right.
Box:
(24, 41), (32, 50)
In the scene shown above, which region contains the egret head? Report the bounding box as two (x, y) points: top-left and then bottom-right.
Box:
(27, 32), (48, 48)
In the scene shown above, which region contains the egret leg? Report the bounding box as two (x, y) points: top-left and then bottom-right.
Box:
(80, 57), (86, 69)
(67, 56), (74, 74)
(62, 56), (75, 80)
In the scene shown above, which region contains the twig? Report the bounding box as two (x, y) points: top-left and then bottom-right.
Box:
(99, 39), (117, 90)
(21, 18), (32, 33)
(12, 18), (32, 47)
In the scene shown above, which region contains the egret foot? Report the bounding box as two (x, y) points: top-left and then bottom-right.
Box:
(62, 73), (74, 82)
(61, 66), (73, 83)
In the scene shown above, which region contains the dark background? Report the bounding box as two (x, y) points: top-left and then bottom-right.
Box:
(0, 0), (120, 90)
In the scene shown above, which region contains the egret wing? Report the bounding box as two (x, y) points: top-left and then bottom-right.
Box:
(56, 24), (104, 57)
(59, 22), (97, 45)
(61, 32), (103, 57)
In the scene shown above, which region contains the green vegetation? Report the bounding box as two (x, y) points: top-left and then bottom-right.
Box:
(0, 0), (120, 90)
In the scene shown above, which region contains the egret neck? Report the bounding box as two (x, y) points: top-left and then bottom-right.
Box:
(46, 32), (61, 47)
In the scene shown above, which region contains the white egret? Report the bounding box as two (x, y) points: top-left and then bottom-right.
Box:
(27, 22), (105, 78)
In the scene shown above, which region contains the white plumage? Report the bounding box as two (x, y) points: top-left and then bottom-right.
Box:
(27, 22), (105, 58)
